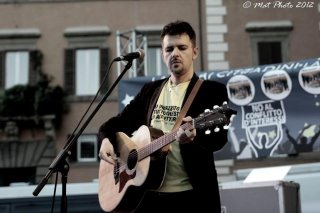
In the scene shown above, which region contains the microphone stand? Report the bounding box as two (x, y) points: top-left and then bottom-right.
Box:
(33, 59), (133, 213)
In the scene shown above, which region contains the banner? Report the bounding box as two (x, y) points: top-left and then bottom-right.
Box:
(118, 58), (320, 160)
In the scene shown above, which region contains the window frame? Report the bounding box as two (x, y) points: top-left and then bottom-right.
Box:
(76, 134), (98, 163)
(249, 32), (290, 66)
(0, 28), (41, 89)
(245, 21), (293, 66)
(64, 26), (110, 101)
(5, 50), (30, 89)
(130, 25), (167, 77)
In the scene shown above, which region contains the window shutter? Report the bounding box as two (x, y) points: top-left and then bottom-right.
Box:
(64, 49), (76, 95)
(0, 51), (4, 88)
(100, 48), (109, 94)
(29, 50), (42, 85)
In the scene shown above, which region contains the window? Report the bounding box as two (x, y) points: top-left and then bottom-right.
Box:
(75, 49), (100, 95)
(147, 47), (167, 76)
(257, 41), (282, 65)
(64, 48), (108, 98)
(140, 27), (167, 77)
(0, 28), (41, 89)
(5, 51), (29, 89)
(77, 134), (98, 162)
(246, 21), (293, 66)
(117, 25), (167, 78)
(64, 26), (110, 100)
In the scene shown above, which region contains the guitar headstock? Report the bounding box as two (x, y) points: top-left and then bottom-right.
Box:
(194, 102), (237, 133)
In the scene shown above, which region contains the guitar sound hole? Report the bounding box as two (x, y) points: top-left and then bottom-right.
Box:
(127, 149), (138, 170)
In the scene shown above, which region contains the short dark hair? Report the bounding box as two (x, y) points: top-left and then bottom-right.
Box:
(161, 20), (196, 47)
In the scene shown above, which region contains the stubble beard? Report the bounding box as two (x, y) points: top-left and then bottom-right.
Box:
(170, 63), (183, 76)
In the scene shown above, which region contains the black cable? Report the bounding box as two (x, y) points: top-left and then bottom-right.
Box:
(63, 59), (115, 149)
(47, 59), (116, 213)
(50, 171), (59, 213)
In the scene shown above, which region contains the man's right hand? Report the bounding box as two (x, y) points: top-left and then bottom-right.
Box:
(99, 138), (117, 165)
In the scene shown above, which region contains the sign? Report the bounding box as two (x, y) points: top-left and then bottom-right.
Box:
(118, 58), (320, 160)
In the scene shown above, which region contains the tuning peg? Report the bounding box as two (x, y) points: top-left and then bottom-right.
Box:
(222, 101), (227, 105)
(213, 105), (219, 109)
(205, 129), (211, 135)
(223, 125), (229, 130)
(230, 114), (236, 121)
(214, 127), (220, 132)
(204, 109), (210, 112)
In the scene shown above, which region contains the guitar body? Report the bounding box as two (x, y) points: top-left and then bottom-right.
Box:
(98, 125), (167, 213)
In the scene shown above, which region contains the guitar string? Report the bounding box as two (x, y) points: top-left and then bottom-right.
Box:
(113, 106), (232, 173)
(114, 122), (192, 173)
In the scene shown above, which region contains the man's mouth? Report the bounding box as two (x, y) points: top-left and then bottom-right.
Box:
(171, 60), (181, 65)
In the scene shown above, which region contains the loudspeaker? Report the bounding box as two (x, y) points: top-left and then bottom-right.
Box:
(219, 181), (301, 213)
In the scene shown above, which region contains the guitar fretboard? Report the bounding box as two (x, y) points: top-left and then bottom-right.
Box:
(137, 122), (193, 161)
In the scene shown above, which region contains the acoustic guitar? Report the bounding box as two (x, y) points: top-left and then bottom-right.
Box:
(98, 103), (236, 212)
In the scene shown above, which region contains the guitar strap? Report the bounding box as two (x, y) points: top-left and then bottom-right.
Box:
(172, 78), (203, 130)
(161, 78), (203, 152)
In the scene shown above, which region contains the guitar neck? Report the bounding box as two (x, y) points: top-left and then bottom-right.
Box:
(135, 104), (236, 161)
(137, 121), (193, 161)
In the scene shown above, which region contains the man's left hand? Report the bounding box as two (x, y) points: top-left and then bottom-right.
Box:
(175, 116), (196, 144)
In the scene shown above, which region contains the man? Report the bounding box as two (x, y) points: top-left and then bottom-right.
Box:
(98, 20), (229, 212)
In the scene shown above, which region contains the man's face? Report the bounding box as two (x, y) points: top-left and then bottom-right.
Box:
(161, 33), (198, 77)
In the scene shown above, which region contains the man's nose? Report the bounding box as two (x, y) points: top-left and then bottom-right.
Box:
(172, 47), (180, 56)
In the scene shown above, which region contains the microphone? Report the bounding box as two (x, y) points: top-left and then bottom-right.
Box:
(114, 49), (145, 61)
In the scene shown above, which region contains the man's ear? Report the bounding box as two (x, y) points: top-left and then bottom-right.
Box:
(161, 49), (164, 61)
(192, 47), (199, 60)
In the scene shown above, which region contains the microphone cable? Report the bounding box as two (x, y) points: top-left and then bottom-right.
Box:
(50, 58), (116, 213)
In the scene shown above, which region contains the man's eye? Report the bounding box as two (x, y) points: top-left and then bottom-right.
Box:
(179, 46), (187, 51)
